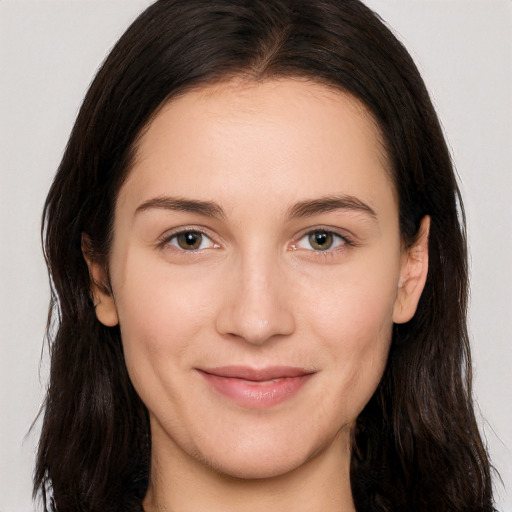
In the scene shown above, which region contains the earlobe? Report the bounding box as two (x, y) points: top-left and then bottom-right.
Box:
(392, 216), (430, 324)
(81, 234), (119, 327)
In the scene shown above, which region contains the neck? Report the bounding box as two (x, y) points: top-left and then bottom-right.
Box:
(143, 425), (356, 512)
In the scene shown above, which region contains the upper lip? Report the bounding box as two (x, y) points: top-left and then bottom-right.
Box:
(198, 366), (314, 382)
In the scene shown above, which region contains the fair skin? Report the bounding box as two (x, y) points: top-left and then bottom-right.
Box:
(87, 78), (429, 512)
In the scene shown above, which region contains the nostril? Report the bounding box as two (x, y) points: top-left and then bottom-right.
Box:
(216, 301), (295, 345)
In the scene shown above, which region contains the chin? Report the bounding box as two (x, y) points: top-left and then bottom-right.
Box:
(195, 427), (338, 481)
(207, 452), (308, 480)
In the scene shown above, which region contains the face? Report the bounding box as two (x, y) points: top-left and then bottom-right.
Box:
(90, 78), (428, 480)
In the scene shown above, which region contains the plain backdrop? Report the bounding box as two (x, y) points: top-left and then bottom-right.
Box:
(0, 1), (510, 511)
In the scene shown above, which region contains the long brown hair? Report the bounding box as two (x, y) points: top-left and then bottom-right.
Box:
(35, 1), (495, 511)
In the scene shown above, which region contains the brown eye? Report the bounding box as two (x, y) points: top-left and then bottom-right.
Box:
(175, 231), (204, 250)
(308, 231), (334, 250)
(165, 229), (218, 253)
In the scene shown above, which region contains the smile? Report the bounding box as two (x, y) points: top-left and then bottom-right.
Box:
(197, 366), (315, 409)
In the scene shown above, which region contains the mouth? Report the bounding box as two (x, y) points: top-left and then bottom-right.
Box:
(197, 366), (315, 408)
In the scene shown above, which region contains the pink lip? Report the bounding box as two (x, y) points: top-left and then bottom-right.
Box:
(198, 366), (314, 409)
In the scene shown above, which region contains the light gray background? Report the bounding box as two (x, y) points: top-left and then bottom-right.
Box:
(0, 1), (510, 510)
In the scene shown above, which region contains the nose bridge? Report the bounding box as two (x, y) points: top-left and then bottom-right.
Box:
(216, 245), (295, 345)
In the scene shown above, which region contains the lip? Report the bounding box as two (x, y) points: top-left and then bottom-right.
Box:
(198, 366), (314, 409)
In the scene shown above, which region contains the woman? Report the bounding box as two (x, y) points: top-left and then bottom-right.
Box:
(35, 0), (495, 511)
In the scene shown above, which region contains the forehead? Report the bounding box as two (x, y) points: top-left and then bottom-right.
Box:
(120, 78), (395, 217)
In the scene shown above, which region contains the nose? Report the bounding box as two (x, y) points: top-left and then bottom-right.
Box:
(215, 253), (296, 345)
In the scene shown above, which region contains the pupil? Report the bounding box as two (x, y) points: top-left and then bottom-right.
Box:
(309, 231), (332, 250)
(185, 233), (197, 245)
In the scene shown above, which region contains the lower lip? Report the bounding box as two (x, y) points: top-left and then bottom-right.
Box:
(200, 372), (311, 409)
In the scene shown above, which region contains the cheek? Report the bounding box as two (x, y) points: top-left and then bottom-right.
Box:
(112, 249), (216, 384)
(302, 251), (399, 343)
(299, 255), (399, 409)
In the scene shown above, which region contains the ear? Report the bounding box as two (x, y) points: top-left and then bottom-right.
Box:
(81, 234), (119, 327)
(392, 216), (430, 324)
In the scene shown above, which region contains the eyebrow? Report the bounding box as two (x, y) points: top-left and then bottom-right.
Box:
(134, 194), (377, 221)
(135, 196), (226, 219)
(287, 195), (377, 220)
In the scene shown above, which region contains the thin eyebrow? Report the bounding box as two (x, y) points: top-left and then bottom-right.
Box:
(135, 196), (226, 219)
(287, 195), (377, 220)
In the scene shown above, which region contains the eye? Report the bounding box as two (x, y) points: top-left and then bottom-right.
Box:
(167, 230), (216, 251)
(295, 229), (348, 251)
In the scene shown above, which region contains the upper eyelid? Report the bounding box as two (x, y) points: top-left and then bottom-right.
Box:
(159, 225), (215, 240)
(158, 228), (220, 254)
(157, 226), (218, 249)
(294, 231), (348, 248)
(293, 225), (354, 242)
(157, 225), (355, 247)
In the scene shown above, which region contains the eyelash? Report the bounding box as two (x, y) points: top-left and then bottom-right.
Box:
(158, 227), (355, 256)
(291, 228), (355, 257)
(158, 227), (219, 253)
